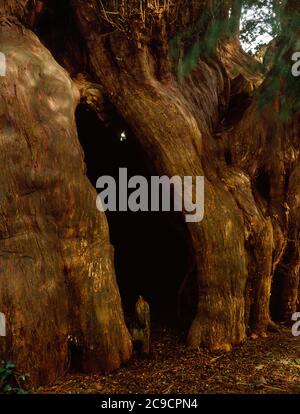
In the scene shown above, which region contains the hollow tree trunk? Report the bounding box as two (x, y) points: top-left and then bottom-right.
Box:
(72, 0), (300, 349)
(0, 0), (299, 385)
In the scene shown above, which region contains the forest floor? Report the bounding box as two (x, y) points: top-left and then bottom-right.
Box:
(35, 325), (300, 394)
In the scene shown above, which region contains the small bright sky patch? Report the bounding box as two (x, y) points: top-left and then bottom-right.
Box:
(120, 131), (127, 142)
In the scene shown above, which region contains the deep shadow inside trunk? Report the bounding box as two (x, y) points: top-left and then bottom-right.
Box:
(75, 105), (190, 326)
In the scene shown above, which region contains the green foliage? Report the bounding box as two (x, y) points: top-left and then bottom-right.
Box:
(168, 5), (228, 79)
(0, 361), (28, 394)
(240, 0), (282, 53)
(168, 0), (300, 123)
(258, 6), (300, 120)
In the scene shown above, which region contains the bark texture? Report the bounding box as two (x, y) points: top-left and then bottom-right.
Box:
(0, 0), (299, 385)
(71, 0), (300, 349)
(0, 9), (131, 385)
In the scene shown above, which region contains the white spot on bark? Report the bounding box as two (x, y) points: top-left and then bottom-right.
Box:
(0, 52), (6, 76)
(0, 313), (6, 336)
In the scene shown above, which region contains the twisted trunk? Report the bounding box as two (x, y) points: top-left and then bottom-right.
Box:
(0, 0), (299, 385)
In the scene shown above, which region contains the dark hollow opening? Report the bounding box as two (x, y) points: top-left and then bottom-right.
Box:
(224, 149), (232, 165)
(75, 105), (190, 326)
(254, 168), (271, 202)
(35, 0), (85, 76)
(226, 93), (252, 127)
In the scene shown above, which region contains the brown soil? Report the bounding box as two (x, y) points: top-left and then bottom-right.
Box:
(35, 326), (300, 394)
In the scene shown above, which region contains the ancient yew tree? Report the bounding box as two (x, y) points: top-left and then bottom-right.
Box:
(0, 0), (299, 386)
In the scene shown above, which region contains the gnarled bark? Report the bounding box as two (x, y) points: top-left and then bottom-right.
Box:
(72, 0), (300, 349)
(0, 17), (131, 385)
(0, 0), (299, 385)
